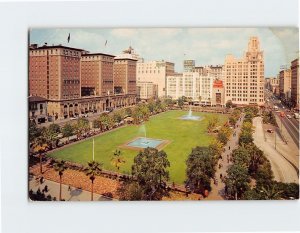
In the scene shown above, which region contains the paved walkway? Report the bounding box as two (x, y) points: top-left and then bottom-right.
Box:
(206, 115), (244, 200)
(29, 175), (114, 201)
(253, 117), (298, 184)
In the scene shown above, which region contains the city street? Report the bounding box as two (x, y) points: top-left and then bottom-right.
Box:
(253, 117), (298, 183)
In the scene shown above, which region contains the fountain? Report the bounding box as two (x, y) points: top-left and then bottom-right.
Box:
(180, 106), (201, 121)
(125, 124), (165, 149)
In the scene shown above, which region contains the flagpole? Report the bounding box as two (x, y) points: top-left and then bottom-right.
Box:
(93, 138), (95, 161)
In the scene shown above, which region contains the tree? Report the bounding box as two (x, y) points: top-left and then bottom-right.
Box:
(125, 107), (132, 116)
(61, 123), (74, 142)
(239, 132), (253, 145)
(74, 118), (90, 139)
(112, 112), (122, 124)
(32, 136), (48, 174)
(111, 149), (126, 173)
(232, 146), (251, 168)
(29, 121), (41, 144)
(117, 181), (144, 201)
(207, 116), (219, 133)
(225, 164), (250, 200)
(185, 147), (215, 195)
(99, 113), (111, 131)
(177, 96), (185, 109)
(245, 143), (265, 175)
(51, 160), (68, 201)
(208, 139), (223, 159)
(131, 148), (170, 200)
(217, 125), (232, 144)
(92, 119), (101, 129)
(84, 161), (103, 201)
(226, 100), (233, 108)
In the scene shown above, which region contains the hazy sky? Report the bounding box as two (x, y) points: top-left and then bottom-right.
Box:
(30, 28), (298, 77)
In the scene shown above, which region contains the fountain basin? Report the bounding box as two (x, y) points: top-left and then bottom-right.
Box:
(180, 115), (202, 121)
(122, 137), (169, 151)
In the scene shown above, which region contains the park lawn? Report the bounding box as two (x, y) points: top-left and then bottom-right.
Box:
(48, 110), (228, 184)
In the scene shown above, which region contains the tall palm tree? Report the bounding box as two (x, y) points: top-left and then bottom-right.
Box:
(32, 136), (48, 174)
(52, 160), (68, 201)
(84, 161), (103, 201)
(111, 150), (126, 175)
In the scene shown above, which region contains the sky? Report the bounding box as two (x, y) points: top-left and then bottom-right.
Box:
(30, 28), (298, 77)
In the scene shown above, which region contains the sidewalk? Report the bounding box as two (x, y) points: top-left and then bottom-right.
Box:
(29, 175), (114, 201)
(206, 115), (244, 200)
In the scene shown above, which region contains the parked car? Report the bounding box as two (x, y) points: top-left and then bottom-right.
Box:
(267, 129), (274, 133)
(287, 114), (292, 119)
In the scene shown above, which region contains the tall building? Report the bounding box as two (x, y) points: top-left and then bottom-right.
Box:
(291, 58), (299, 109)
(80, 53), (115, 97)
(279, 69), (291, 100)
(200, 75), (214, 103)
(183, 60), (195, 72)
(29, 44), (136, 120)
(136, 60), (175, 97)
(29, 44), (84, 101)
(265, 77), (279, 94)
(224, 37), (264, 106)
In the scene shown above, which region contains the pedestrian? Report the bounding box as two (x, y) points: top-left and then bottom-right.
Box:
(68, 185), (71, 191)
(43, 185), (48, 193)
(39, 176), (44, 184)
(220, 173), (223, 179)
(229, 146), (230, 150)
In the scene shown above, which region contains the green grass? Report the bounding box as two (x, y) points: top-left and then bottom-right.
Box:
(49, 110), (228, 184)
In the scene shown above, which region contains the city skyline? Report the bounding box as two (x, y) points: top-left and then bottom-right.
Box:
(30, 27), (298, 77)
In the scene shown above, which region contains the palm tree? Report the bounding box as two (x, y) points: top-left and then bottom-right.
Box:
(260, 185), (283, 200)
(32, 136), (48, 174)
(111, 150), (126, 175)
(84, 161), (103, 201)
(52, 160), (68, 201)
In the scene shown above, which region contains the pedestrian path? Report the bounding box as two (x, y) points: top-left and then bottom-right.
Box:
(206, 115), (244, 200)
(29, 176), (114, 201)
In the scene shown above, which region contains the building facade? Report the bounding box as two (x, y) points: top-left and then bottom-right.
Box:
(29, 96), (48, 122)
(224, 37), (264, 106)
(166, 72), (213, 103)
(279, 69), (291, 100)
(211, 80), (225, 107)
(136, 60), (175, 97)
(81, 53), (115, 96)
(29, 44), (137, 120)
(136, 82), (158, 100)
(183, 60), (195, 72)
(291, 58), (299, 109)
(195, 65), (223, 80)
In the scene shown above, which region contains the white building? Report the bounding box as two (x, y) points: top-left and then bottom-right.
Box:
(166, 72), (213, 104)
(224, 37), (264, 106)
(136, 60), (175, 97)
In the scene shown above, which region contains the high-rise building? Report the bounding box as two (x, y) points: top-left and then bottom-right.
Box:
(224, 37), (264, 106)
(81, 53), (115, 97)
(29, 44), (136, 120)
(279, 69), (291, 100)
(183, 60), (195, 72)
(136, 60), (175, 97)
(291, 58), (299, 109)
(29, 44), (84, 101)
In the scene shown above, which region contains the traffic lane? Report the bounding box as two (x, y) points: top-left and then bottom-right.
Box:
(280, 116), (299, 147)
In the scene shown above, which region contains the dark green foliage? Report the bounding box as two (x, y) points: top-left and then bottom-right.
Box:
(185, 146), (216, 194)
(131, 147), (170, 200)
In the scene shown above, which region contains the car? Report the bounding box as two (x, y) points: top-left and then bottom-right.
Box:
(267, 129), (274, 133)
(287, 114), (292, 119)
